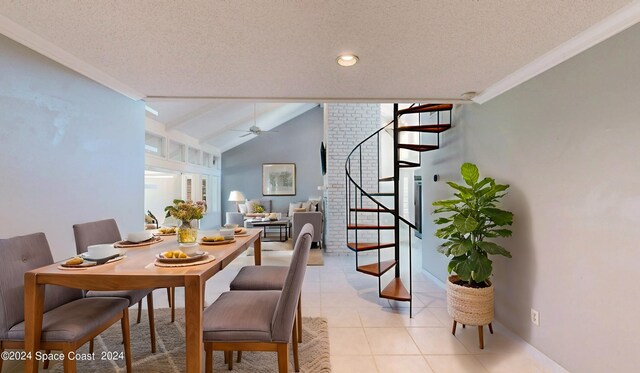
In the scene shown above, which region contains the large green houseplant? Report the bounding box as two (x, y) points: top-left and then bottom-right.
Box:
(433, 163), (513, 348)
(433, 163), (513, 286)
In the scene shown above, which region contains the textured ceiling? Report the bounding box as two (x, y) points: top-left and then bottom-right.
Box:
(0, 0), (631, 101)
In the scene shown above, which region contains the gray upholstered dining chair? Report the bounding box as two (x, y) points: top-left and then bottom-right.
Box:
(0, 232), (132, 372)
(202, 224), (314, 373)
(73, 218), (158, 352)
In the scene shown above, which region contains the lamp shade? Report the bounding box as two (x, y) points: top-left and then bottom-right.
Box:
(228, 191), (246, 202)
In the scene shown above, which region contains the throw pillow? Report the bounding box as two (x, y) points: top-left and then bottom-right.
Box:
(308, 200), (320, 211)
(288, 202), (301, 217)
(238, 203), (248, 214)
(300, 201), (312, 211)
(293, 207), (307, 213)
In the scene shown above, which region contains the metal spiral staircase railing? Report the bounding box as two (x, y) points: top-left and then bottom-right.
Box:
(345, 103), (453, 317)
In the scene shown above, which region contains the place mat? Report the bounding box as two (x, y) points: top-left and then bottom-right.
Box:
(153, 232), (177, 237)
(57, 255), (125, 270)
(199, 238), (236, 246)
(114, 236), (163, 248)
(154, 255), (215, 267)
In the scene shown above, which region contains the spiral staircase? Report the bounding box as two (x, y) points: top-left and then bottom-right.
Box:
(345, 103), (453, 317)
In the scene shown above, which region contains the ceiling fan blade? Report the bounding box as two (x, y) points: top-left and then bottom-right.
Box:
(230, 129), (250, 132)
(239, 133), (253, 138)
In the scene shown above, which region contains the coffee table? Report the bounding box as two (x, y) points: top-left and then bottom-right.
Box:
(247, 219), (290, 242)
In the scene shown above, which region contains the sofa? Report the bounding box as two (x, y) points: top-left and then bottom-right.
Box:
(225, 198), (323, 247)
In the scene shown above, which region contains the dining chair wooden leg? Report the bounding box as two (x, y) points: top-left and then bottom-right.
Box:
(488, 322), (494, 334)
(166, 287), (172, 307)
(292, 317), (300, 372)
(121, 308), (132, 373)
(451, 320), (457, 335)
(1, 345), (5, 371)
(277, 344), (288, 373)
(205, 344), (213, 373)
(89, 339), (94, 353)
(236, 351), (242, 363)
(136, 300), (142, 324)
(43, 349), (51, 369)
(478, 325), (484, 349)
(297, 294), (303, 342)
(462, 324), (466, 328)
(170, 287), (176, 323)
(147, 292), (157, 353)
(62, 344), (77, 373)
(227, 350), (233, 370)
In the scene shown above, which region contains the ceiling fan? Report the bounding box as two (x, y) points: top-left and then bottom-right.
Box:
(231, 104), (278, 138)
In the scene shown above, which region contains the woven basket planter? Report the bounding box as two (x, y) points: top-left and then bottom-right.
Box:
(447, 275), (494, 326)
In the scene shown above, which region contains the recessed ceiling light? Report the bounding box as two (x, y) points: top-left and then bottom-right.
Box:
(337, 54), (359, 67)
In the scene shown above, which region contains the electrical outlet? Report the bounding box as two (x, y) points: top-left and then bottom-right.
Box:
(531, 308), (540, 326)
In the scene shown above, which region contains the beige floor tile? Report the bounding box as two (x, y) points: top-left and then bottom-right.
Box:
(329, 327), (372, 355)
(359, 307), (441, 327)
(424, 355), (488, 373)
(407, 328), (470, 355)
(364, 328), (420, 355)
(415, 292), (447, 308)
(322, 307), (362, 327)
(452, 324), (524, 355)
(428, 307), (453, 326)
(374, 355), (434, 373)
(331, 355), (379, 373)
(476, 353), (548, 373)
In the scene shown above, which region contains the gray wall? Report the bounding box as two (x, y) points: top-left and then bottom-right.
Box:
(421, 24), (640, 372)
(221, 106), (323, 220)
(0, 35), (145, 260)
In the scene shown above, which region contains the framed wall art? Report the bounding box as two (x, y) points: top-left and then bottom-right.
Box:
(262, 163), (296, 196)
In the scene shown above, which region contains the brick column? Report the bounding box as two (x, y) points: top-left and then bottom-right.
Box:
(325, 103), (381, 254)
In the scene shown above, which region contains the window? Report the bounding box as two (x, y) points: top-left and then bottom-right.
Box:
(169, 140), (186, 162)
(188, 147), (201, 165)
(202, 152), (212, 168)
(145, 132), (166, 157)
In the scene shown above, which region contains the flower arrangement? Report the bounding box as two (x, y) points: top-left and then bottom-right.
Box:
(253, 204), (265, 213)
(164, 199), (206, 224)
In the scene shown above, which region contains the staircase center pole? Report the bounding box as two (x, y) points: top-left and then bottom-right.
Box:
(393, 104), (401, 278)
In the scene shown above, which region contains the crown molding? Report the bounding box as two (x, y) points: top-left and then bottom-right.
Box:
(473, 1), (640, 104)
(0, 13), (145, 101)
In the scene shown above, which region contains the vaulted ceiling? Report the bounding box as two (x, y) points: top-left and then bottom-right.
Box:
(0, 0), (636, 150)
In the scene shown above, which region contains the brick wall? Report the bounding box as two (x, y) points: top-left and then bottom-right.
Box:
(325, 103), (383, 254)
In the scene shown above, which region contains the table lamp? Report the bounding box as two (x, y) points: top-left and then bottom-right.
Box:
(228, 191), (246, 211)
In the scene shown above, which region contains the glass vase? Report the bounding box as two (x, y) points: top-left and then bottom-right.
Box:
(177, 220), (197, 244)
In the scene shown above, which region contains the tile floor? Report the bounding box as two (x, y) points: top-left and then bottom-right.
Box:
(3, 245), (553, 373)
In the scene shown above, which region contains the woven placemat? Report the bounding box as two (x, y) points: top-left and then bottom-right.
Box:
(154, 255), (216, 268)
(57, 255), (126, 270)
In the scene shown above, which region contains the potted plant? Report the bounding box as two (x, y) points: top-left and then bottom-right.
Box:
(432, 163), (513, 348)
(165, 199), (206, 244)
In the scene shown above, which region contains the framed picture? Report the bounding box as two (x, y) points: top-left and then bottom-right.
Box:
(263, 163), (296, 196)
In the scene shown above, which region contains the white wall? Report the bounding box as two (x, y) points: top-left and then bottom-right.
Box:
(0, 35), (145, 260)
(421, 23), (640, 372)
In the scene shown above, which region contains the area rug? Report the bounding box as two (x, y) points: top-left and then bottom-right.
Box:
(49, 308), (331, 372)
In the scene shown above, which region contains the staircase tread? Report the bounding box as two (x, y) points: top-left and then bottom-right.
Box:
(398, 103), (453, 115)
(399, 160), (420, 168)
(347, 224), (395, 229)
(347, 242), (396, 251)
(398, 144), (439, 151)
(357, 259), (397, 277)
(398, 124), (452, 133)
(378, 176), (394, 182)
(350, 208), (395, 213)
(369, 192), (395, 196)
(380, 278), (411, 301)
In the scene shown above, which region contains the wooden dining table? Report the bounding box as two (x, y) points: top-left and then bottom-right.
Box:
(23, 228), (262, 373)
